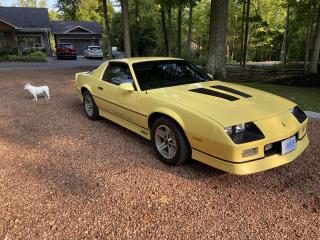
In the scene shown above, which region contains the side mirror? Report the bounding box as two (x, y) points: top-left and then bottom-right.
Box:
(119, 82), (134, 92)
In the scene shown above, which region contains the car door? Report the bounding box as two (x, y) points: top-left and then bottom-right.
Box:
(95, 62), (142, 125)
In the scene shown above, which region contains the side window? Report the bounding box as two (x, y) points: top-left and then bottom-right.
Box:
(102, 62), (134, 86)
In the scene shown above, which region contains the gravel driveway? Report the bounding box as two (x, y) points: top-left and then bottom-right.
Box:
(0, 68), (319, 239)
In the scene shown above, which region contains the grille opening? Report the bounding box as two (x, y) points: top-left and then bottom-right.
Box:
(264, 133), (299, 157)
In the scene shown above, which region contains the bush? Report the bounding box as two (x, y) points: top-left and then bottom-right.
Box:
(0, 47), (18, 56)
(30, 51), (47, 58)
(0, 51), (47, 62)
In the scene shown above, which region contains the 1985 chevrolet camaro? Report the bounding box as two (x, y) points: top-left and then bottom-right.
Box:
(75, 57), (309, 175)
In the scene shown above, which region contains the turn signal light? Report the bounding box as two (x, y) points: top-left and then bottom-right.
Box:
(242, 148), (258, 158)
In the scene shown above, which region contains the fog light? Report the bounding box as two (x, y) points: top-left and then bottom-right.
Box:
(242, 148), (258, 158)
(264, 143), (273, 151)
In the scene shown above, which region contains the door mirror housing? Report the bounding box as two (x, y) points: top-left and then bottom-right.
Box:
(119, 82), (134, 92)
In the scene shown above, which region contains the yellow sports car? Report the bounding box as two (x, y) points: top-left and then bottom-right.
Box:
(75, 57), (309, 175)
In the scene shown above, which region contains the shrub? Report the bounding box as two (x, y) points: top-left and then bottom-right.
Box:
(7, 55), (19, 61)
(30, 51), (47, 58)
(0, 51), (47, 62)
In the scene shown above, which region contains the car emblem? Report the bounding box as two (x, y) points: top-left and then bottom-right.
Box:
(282, 122), (286, 127)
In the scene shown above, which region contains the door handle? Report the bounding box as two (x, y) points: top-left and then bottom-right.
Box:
(98, 86), (103, 90)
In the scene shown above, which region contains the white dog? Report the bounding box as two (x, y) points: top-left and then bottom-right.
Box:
(24, 83), (50, 101)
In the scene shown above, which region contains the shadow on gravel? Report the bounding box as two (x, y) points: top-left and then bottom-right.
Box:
(20, 163), (99, 198)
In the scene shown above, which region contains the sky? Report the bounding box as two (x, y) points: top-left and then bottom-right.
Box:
(1, 0), (57, 10)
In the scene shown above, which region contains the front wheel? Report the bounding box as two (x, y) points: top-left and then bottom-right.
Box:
(151, 117), (191, 165)
(83, 91), (99, 120)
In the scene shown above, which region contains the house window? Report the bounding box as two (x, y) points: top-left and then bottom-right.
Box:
(17, 35), (43, 50)
(0, 32), (6, 49)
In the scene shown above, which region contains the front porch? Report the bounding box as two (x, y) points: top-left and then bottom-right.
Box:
(0, 20), (51, 56)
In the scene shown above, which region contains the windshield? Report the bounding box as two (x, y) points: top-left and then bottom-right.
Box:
(132, 60), (211, 91)
(60, 44), (73, 49)
(89, 47), (101, 51)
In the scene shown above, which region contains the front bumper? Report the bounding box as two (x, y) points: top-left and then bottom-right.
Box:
(192, 133), (309, 175)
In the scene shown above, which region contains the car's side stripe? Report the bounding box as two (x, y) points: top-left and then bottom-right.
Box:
(189, 88), (239, 101)
(92, 94), (149, 117)
(98, 106), (150, 131)
(210, 85), (252, 98)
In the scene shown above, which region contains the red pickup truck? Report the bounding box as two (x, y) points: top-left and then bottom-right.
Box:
(56, 43), (77, 60)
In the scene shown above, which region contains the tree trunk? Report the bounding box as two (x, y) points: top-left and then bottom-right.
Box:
(304, 1), (314, 73)
(161, 6), (169, 56)
(177, 6), (182, 57)
(281, 5), (290, 65)
(102, 0), (112, 59)
(120, 0), (131, 57)
(186, 6), (193, 61)
(242, 0), (250, 68)
(207, 0), (229, 80)
(310, 6), (320, 73)
(135, 0), (140, 29)
(134, 0), (140, 56)
(167, 7), (172, 57)
(240, 0), (246, 66)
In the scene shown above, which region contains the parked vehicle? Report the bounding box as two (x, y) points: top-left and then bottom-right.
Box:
(75, 57), (309, 175)
(84, 46), (103, 59)
(112, 51), (126, 59)
(56, 43), (77, 60)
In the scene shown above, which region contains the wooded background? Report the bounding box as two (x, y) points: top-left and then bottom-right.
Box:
(4, 0), (320, 79)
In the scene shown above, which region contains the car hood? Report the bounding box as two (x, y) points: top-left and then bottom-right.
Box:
(147, 81), (294, 127)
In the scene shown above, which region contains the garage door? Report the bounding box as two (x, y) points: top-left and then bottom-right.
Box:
(60, 39), (100, 55)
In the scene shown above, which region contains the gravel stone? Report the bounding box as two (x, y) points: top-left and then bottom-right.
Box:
(0, 68), (319, 239)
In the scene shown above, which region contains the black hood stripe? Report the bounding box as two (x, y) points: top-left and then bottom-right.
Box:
(189, 88), (239, 101)
(211, 85), (252, 98)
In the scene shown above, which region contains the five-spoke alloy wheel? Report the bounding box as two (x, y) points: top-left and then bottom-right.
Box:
(83, 91), (99, 120)
(152, 117), (191, 165)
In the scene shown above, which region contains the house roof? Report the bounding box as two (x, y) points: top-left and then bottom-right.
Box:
(50, 21), (103, 34)
(0, 7), (50, 29)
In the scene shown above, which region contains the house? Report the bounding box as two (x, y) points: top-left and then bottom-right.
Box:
(0, 7), (51, 55)
(0, 7), (103, 57)
(50, 21), (103, 55)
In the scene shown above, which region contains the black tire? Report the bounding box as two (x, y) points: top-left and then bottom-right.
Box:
(151, 117), (191, 165)
(83, 91), (99, 120)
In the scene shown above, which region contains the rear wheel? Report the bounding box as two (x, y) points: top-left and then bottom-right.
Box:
(83, 91), (99, 120)
(151, 117), (191, 165)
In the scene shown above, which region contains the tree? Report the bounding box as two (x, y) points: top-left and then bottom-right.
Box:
(240, 0), (246, 66)
(186, 5), (193, 60)
(120, 0), (132, 57)
(38, 0), (47, 8)
(304, 0), (315, 73)
(310, 5), (320, 73)
(49, 10), (60, 20)
(207, 0), (229, 79)
(242, 0), (250, 68)
(56, 0), (79, 20)
(160, 6), (170, 56)
(280, 4), (290, 65)
(177, 5), (182, 57)
(102, 0), (112, 59)
(157, 0), (175, 56)
(133, 0), (141, 56)
(18, 0), (37, 7)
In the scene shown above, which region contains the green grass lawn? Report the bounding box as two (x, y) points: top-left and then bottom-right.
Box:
(234, 82), (320, 112)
